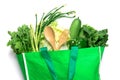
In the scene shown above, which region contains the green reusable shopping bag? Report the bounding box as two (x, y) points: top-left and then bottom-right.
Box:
(17, 46), (104, 80)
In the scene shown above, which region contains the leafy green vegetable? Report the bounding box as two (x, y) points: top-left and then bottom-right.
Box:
(81, 25), (108, 47)
(87, 28), (108, 47)
(7, 25), (32, 54)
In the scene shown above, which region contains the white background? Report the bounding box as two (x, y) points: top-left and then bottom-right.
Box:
(0, 0), (120, 80)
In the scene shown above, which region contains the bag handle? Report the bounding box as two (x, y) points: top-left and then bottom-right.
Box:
(40, 47), (78, 80)
(68, 46), (78, 80)
(40, 47), (57, 80)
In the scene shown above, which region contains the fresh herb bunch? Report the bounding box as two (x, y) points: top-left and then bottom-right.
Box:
(7, 25), (32, 54)
(79, 25), (108, 47)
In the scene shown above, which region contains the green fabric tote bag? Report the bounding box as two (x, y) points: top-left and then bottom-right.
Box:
(17, 46), (104, 80)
